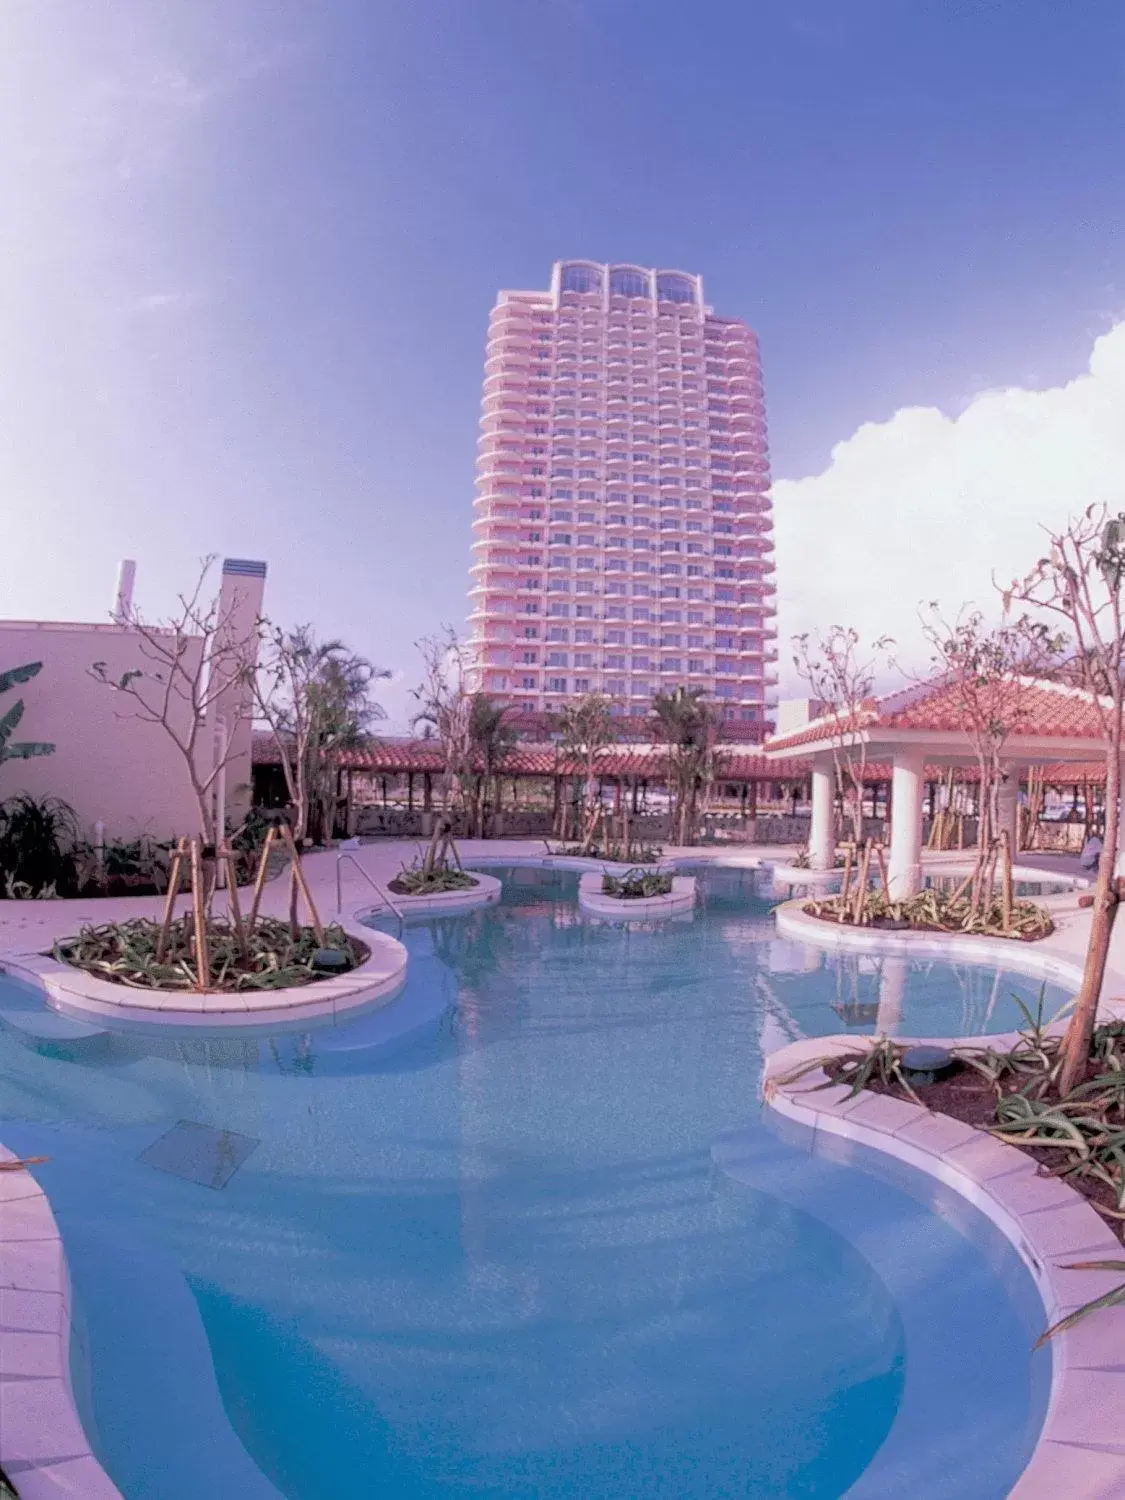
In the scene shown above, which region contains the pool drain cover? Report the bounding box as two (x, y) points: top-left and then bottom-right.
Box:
(139, 1120), (259, 1189)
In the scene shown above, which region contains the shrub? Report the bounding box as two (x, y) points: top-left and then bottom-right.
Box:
(0, 794), (80, 897)
(601, 869), (674, 900)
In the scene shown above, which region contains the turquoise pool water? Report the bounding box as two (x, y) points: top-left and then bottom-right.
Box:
(0, 866), (1055, 1498)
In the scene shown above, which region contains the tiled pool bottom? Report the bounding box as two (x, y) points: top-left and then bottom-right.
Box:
(0, 866), (1058, 1498)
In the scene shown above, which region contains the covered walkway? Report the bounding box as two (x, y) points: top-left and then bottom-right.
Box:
(764, 676), (1113, 898)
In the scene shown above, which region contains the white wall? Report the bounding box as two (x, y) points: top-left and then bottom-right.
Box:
(774, 698), (825, 736)
(1, 620), (207, 842)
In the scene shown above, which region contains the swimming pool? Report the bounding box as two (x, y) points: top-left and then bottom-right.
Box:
(0, 865), (1055, 1497)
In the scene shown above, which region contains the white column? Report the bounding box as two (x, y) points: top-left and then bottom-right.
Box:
(995, 765), (1020, 856)
(887, 748), (925, 899)
(808, 756), (835, 871)
(876, 955), (908, 1036)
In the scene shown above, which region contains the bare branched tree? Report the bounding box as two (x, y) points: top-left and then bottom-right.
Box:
(792, 627), (895, 847)
(919, 603), (1063, 914)
(91, 558), (257, 847)
(1003, 503), (1125, 1093)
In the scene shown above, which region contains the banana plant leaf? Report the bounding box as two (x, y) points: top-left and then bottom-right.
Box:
(0, 661), (42, 694)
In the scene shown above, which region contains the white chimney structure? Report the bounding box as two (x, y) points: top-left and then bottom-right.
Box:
(208, 558), (268, 830)
(113, 559), (137, 623)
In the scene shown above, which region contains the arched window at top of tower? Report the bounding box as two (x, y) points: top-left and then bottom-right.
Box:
(608, 267), (650, 299)
(559, 263), (604, 295)
(656, 273), (696, 304)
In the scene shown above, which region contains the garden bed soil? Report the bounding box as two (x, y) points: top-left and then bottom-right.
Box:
(801, 905), (1055, 942)
(824, 1055), (1124, 1244)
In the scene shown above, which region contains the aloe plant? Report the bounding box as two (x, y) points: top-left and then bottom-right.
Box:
(0, 662), (54, 766)
(1036, 1261), (1125, 1347)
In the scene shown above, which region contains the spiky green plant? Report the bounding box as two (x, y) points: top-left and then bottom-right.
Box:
(0, 793), (80, 897)
(601, 869), (673, 899)
(55, 917), (362, 992)
(390, 860), (476, 896)
(1036, 1262), (1125, 1347)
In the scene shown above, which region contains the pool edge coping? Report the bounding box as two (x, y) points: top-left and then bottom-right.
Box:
(762, 1038), (1125, 1498)
(0, 1149), (124, 1497)
(0, 919), (408, 1033)
(769, 860), (1092, 892)
(772, 897), (1125, 1020)
(357, 871), (503, 920)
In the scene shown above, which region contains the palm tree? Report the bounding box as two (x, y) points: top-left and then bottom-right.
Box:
(553, 693), (617, 849)
(651, 685), (719, 846)
(467, 694), (519, 837)
(305, 652), (386, 843)
(255, 626), (387, 844)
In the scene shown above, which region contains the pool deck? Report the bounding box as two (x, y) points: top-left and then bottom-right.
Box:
(0, 835), (1120, 1498)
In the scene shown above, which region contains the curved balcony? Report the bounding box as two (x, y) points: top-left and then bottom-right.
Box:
(483, 366), (532, 390)
(487, 319), (535, 344)
(484, 346), (533, 372)
(479, 420), (529, 444)
(486, 324), (534, 349)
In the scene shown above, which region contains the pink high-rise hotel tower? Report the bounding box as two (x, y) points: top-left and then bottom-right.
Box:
(468, 261), (778, 735)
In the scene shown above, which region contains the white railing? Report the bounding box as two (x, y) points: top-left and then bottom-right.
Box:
(335, 852), (405, 934)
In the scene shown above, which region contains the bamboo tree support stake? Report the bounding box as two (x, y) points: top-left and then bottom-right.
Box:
(189, 838), (210, 991)
(1000, 829), (1014, 934)
(156, 837), (188, 964)
(279, 824), (325, 944)
(838, 842), (855, 921)
(220, 842), (248, 954)
(852, 839), (874, 925)
(288, 863), (300, 940)
(245, 825), (278, 934)
(945, 865), (977, 908)
(873, 842), (893, 908)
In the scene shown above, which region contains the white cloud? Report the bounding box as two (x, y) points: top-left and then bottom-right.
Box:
(773, 320), (1125, 693)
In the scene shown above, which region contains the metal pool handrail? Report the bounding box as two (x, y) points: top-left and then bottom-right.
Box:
(335, 852), (405, 934)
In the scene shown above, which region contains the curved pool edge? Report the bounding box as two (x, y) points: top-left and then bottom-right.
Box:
(0, 1149), (123, 1497)
(358, 871), (503, 921)
(0, 918), (409, 1035)
(769, 860), (1091, 891)
(772, 896), (1125, 1014)
(762, 1037), (1125, 1499)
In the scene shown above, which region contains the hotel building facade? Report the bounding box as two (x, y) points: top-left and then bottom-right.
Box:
(468, 261), (778, 734)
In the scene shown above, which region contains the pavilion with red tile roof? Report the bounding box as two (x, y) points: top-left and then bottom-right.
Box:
(762, 675), (1114, 896)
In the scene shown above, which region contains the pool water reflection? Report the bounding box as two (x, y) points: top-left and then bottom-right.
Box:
(0, 865), (1053, 1498)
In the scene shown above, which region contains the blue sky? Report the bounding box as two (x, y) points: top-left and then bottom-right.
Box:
(2, 1), (1123, 726)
